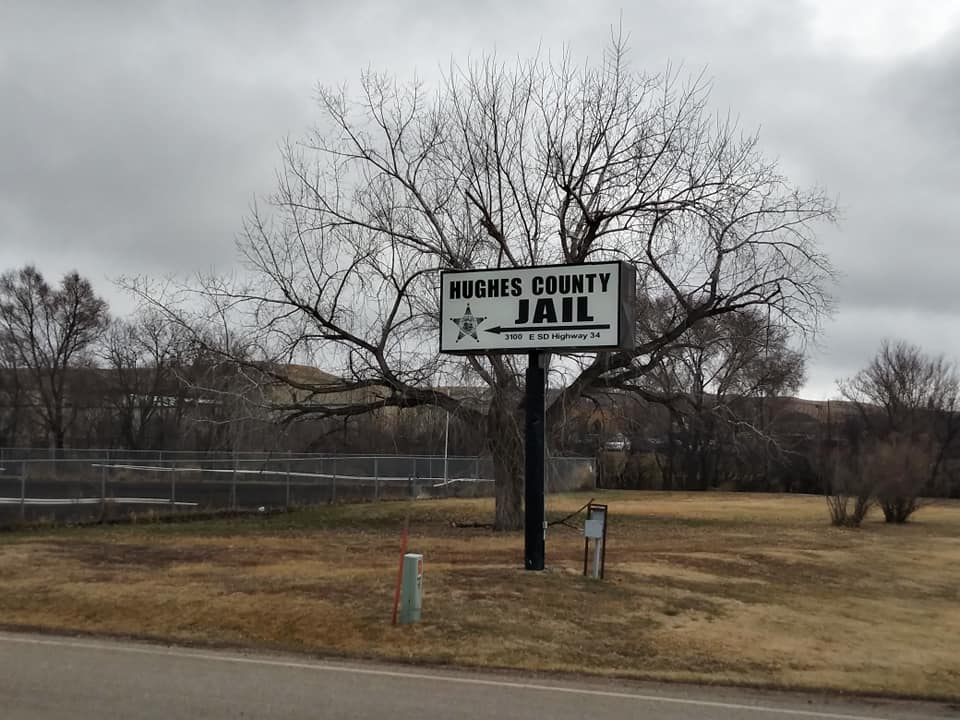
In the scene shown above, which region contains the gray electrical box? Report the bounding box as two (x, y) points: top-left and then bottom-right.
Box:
(399, 553), (423, 625)
(583, 503), (608, 579)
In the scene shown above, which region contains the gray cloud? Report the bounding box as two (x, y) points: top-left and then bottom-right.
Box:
(2, 0), (959, 395)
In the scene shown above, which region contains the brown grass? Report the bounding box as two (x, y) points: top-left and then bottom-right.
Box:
(1, 492), (959, 701)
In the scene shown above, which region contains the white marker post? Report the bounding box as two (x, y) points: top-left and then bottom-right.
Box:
(398, 553), (423, 625)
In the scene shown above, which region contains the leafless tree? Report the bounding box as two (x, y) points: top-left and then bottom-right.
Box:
(100, 310), (194, 449)
(841, 340), (959, 433)
(840, 339), (959, 520)
(0, 331), (24, 445)
(0, 266), (109, 448)
(131, 39), (836, 529)
(643, 308), (805, 490)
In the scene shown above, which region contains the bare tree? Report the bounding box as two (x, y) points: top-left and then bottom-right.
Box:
(0, 266), (109, 448)
(100, 310), (194, 449)
(132, 39), (836, 529)
(644, 309), (805, 490)
(0, 331), (24, 445)
(841, 340), (959, 433)
(840, 339), (959, 521)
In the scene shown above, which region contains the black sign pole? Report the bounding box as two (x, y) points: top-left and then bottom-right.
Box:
(524, 351), (546, 571)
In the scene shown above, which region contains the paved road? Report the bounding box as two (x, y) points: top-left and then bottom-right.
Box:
(0, 632), (955, 719)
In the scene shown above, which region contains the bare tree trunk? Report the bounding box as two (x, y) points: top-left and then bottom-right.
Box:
(489, 393), (524, 531)
(52, 414), (66, 450)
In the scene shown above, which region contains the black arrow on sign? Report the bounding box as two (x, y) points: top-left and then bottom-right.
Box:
(485, 323), (612, 334)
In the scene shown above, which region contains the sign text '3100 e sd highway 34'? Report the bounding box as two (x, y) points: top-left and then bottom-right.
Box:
(440, 261), (636, 354)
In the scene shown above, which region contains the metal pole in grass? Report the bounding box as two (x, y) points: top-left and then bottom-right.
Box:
(391, 514), (410, 626)
(524, 351), (546, 571)
(374, 457), (380, 501)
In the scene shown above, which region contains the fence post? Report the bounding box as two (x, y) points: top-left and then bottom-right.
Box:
(19, 463), (27, 521)
(170, 459), (177, 512)
(331, 457), (337, 504)
(100, 462), (107, 521)
(475, 456), (481, 479)
(285, 451), (292, 510)
(231, 452), (238, 509)
(374, 457), (380, 501)
(410, 457), (417, 499)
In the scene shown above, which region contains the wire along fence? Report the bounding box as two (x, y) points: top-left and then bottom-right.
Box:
(0, 449), (596, 525)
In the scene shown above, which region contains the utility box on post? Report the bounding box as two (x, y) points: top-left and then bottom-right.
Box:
(398, 553), (423, 625)
(583, 503), (608, 579)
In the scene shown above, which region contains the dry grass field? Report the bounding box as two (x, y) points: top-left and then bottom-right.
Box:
(1, 492), (958, 701)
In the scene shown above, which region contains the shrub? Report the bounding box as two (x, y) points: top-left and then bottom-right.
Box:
(871, 434), (935, 523)
(824, 447), (874, 528)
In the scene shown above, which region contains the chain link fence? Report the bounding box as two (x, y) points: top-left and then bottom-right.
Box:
(0, 448), (596, 525)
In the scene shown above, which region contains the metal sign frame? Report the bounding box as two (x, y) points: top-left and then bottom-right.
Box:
(437, 261), (636, 572)
(440, 261), (636, 354)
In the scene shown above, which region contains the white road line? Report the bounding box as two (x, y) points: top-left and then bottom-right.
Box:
(0, 633), (900, 720)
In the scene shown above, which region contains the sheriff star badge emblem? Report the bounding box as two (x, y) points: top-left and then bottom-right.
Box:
(451, 304), (486, 342)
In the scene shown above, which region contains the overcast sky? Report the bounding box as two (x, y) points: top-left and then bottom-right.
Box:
(2, 0), (959, 399)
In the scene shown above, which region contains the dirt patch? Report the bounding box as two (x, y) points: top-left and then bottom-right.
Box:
(43, 540), (279, 569)
(50, 541), (217, 568)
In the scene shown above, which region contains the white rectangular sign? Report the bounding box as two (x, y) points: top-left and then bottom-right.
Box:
(440, 261), (635, 353)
